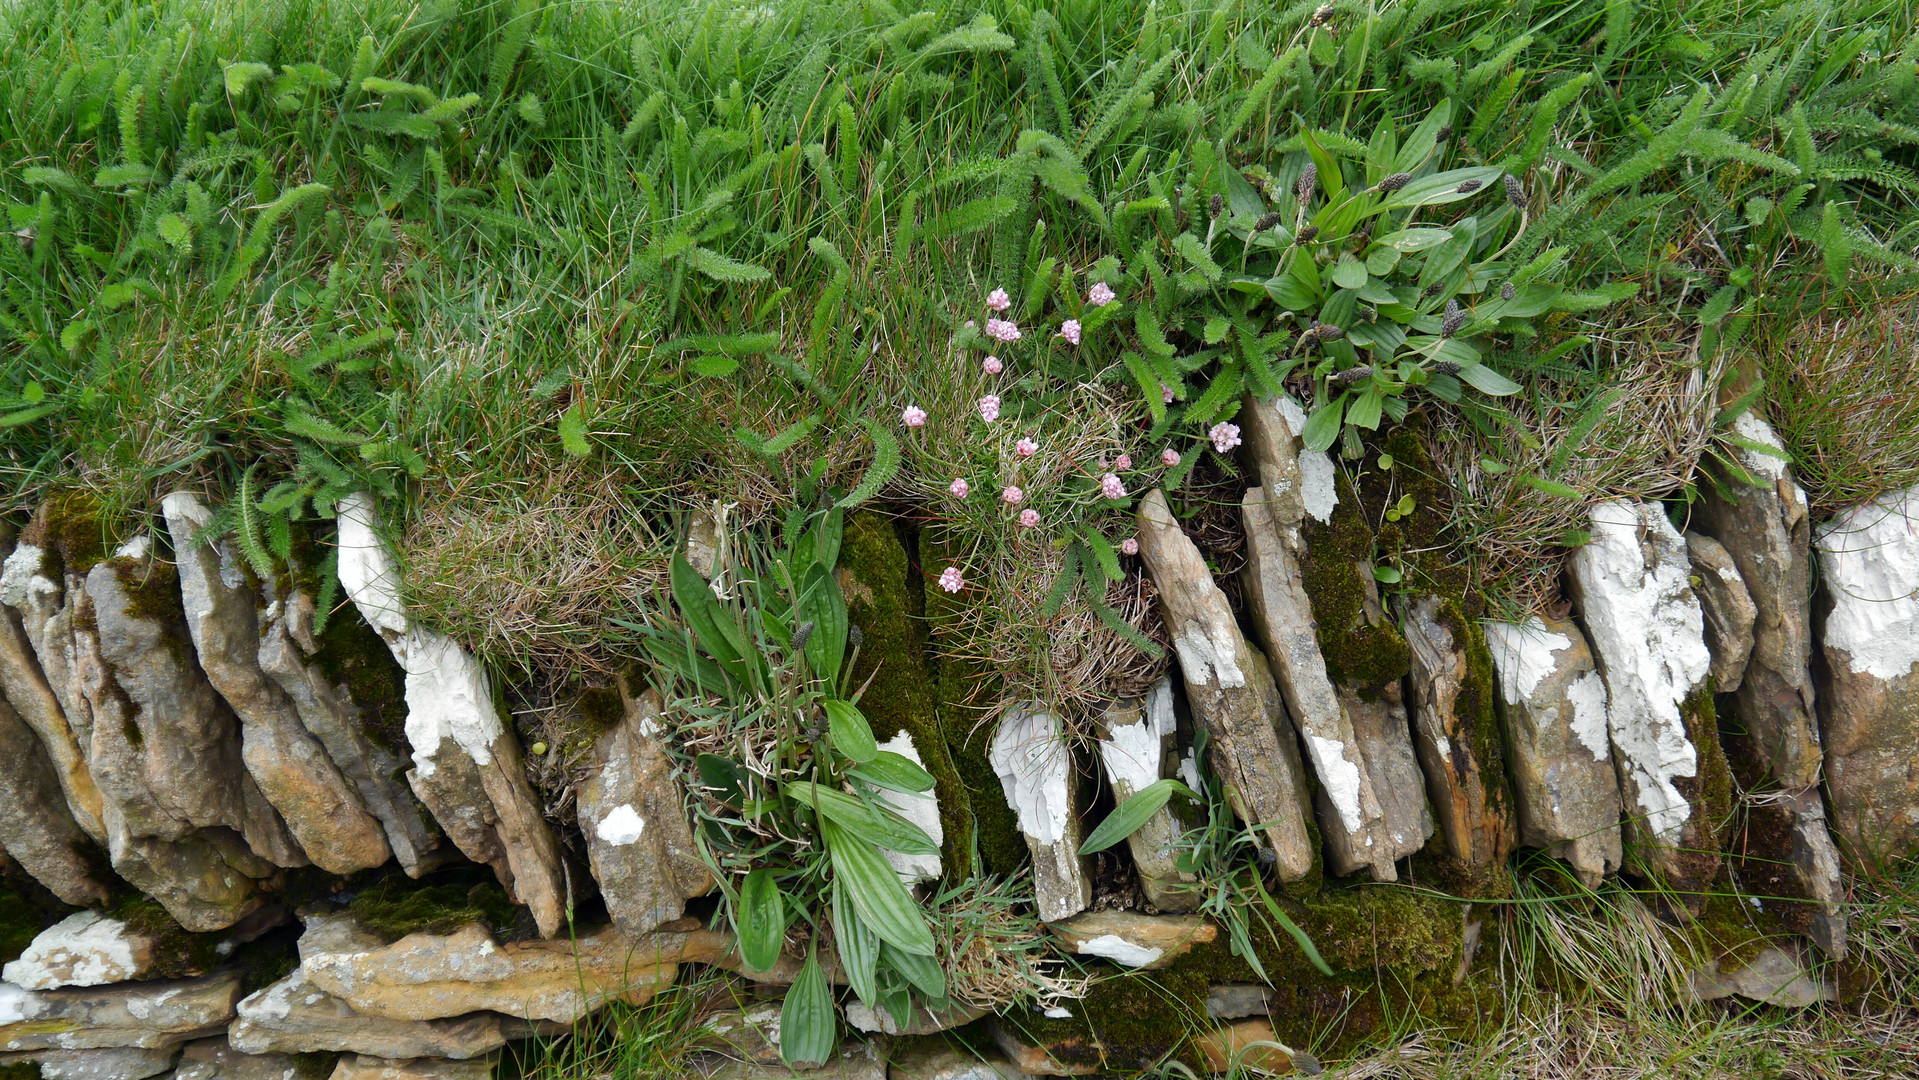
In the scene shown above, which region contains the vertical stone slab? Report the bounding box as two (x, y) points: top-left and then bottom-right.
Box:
(0, 525), (104, 843)
(576, 685), (713, 937)
(1135, 489), (1316, 881)
(1684, 533), (1756, 694)
(1094, 680), (1196, 912)
(1483, 616), (1622, 886)
(1695, 413), (1823, 788)
(161, 493), (391, 874)
(989, 705), (1091, 922)
(0, 691), (111, 905)
(1569, 499), (1728, 895)
(334, 493), (567, 937)
(1813, 483), (1919, 862)
(1403, 595), (1514, 877)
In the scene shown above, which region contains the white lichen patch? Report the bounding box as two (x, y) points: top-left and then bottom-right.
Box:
(1571, 500), (1710, 842)
(1816, 485), (1919, 680)
(990, 708), (1072, 846)
(0, 982), (42, 1025)
(1484, 618), (1573, 703)
(399, 628), (503, 774)
(1275, 397), (1339, 524)
(335, 492), (411, 639)
(2, 913), (140, 990)
(595, 804), (645, 846)
(0, 541), (48, 607)
(1075, 934), (1163, 968)
(1170, 626), (1245, 689)
(1098, 711), (1162, 797)
(1732, 412), (1790, 482)
(871, 731), (943, 884)
(1307, 734), (1365, 833)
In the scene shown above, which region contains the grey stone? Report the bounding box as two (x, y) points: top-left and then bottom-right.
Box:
(0, 970), (243, 1051)
(695, 1002), (784, 1065)
(989, 1021), (1101, 1076)
(706, 1039), (886, 1080)
(1404, 596), (1514, 876)
(1092, 682), (1195, 913)
(989, 705), (1090, 923)
(1812, 483), (1919, 862)
(576, 684), (713, 938)
(327, 1056), (499, 1080)
(229, 967), (511, 1060)
(335, 493), (567, 937)
(0, 691), (111, 906)
(1204, 984), (1269, 1020)
(1338, 679), (1433, 878)
(1046, 912), (1214, 971)
(0, 525), (104, 843)
(1692, 945), (1833, 1008)
(886, 1042), (1033, 1080)
(1483, 616), (1622, 887)
(3, 911), (203, 989)
(1136, 489), (1315, 882)
(1683, 532), (1756, 694)
(845, 1000), (985, 1036)
(173, 1037), (304, 1080)
(0, 1047), (180, 1080)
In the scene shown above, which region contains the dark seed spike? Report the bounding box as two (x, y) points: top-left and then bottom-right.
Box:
(1501, 281), (1517, 301)
(1378, 172), (1413, 193)
(1441, 298), (1466, 337)
(1295, 224), (1319, 243)
(1209, 193), (1223, 218)
(1254, 212), (1285, 232)
(1455, 179), (1482, 194)
(1296, 163), (1317, 205)
(1504, 173), (1527, 208)
(1433, 361), (1461, 375)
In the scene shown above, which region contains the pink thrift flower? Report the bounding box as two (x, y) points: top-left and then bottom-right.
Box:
(1162, 385), (1175, 404)
(1056, 319), (1082, 345)
(1016, 437), (1038, 458)
(1210, 422), (1242, 454)
(986, 288), (1011, 312)
(1120, 537), (1139, 556)
(983, 355), (1003, 374)
(1114, 453), (1133, 471)
(1002, 486), (1024, 505)
(1088, 282), (1116, 307)
(985, 318), (1022, 343)
(979, 395), (1001, 423)
(1018, 509), (1040, 529)
(949, 478), (970, 498)
(1101, 473), (1127, 500)
(965, 319), (976, 328)
(938, 566), (965, 593)
(1161, 447), (1181, 467)
(902, 405), (927, 428)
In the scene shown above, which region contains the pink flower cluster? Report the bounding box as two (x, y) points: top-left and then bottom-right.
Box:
(986, 288), (1011, 312)
(1016, 437), (1038, 458)
(1088, 282), (1116, 307)
(1003, 486), (1024, 504)
(979, 395), (1001, 422)
(949, 478), (970, 498)
(1210, 422), (1242, 454)
(985, 318), (1022, 343)
(1120, 537), (1139, 556)
(1018, 509), (1040, 529)
(938, 566), (965, 593)
(1161, 447), (1180, 467)
(983, 355), (1002, 374)
(902, 405), (927, 428)
(1056, 319), (1082, 346)
(1101, 473), (1127, 500)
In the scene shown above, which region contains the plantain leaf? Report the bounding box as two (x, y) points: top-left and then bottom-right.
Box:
(790, 782), (937, 856)
(824, 699), (877, 763)
(737, 869), (785, 973)
(821, 817), (936, 955)
(1080, 778), (1195, 855)
(833, 882), (880, 1006)
(779, 948), (837, 1066)
(881, 939), (947, 1000)
(849, 751), (936, 794)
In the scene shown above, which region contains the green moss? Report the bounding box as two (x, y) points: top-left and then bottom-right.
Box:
(348, 876), (533, 943)
(26, 491), (109, 579)
(1677, 870), (1795, 970)
(0, 1060), (42, 1080)
(0, 882), (71, 968)
(1298, 468), (1411, 696)
(313, 605), (408, 757)
(111, 896), (222, 978)
(573, 686), (625, 729)
(232, 922), (302, 994)
(1664, 684), (1733, 898)
(288, 1053), (341, 1080)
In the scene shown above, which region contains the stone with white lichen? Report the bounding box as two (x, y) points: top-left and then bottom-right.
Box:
(1813, 483), (1919, 862)
(1569, 499), (1725, 895)
(1683, 531), (1756, 695)
(575, 682), (713, 938)
(334, 492), (567, 937)
(1045, 910), (1215, 971)
(1404, 595), (1515, 877)
(1093, 681), (1196, 912)
(0, 970), (243, 1051)
(870, 730), (945, 885)
(990, 705), (1091, 922)
(2, 912), (189, 990)
(1484, 615), (1622, 887)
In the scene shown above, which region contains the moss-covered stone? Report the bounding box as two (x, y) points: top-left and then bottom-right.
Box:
(1298, 465), (1411, 696)
(347, 873), (535, 943)
(111, 895), (222, 978)
(839, 511), (978, 882)
(312, 604), (409, 757)
(0, 1060), (42, 1080)
(1664, 684), (1733, 899)
(21, 491), (110, 581)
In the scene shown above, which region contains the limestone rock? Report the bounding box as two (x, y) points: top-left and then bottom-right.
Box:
(885, 1041), (1032, 1080)
(0, 526), (104, 843)
(229, 967), (511, 1060)
(870, 731), (945, 887)
(1093, 682), (1195, 912)
(990, 1022), (1101, 1076)
(696, 1002), (784, 1065)
(577, 684), (714, 936)
(299, 912), (676, 1024)
(1046, 911), (1213, 971)
(1483, 617), (1622, 886)
(0, 970), (242, 1051)
(1812, 483), (1919, 861)
(327, 1055), (499, 1080)
(335, 493), (567, 937)
(1204, 985), (1269, 1020)
(0, 692), (110, 906)
(4, 911), (195, 989)
(1236, 394), (1340, 552)
(1728, 788), (1848, 960)
(1695, 413), (1823, 788)
(1403, 596), (1514, 876)
(97, 810), (277, 934)
(1137, 489), (1315, 881)
(1193, 1019), (1306, 1075)
(1691, 945), (1832, 1008)
(844, 999), (985, 1036)
(1683, 532), (1756, 694)
(1339, 681), (1432, 879)
(0, 1047), (180, 1080)
(989, 706), (1090, 922)
(1568, 500), (1725, 893)
(704, 1039), (885, 1080)
(173, 1037), (304, 1080)
(685, 505), (722, 580)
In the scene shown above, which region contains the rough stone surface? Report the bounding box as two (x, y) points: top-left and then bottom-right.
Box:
(1204, 984), (1269, 1020)
(3, 912), (183, 989)
(844, 999), (985, 1036)
(1697, 413), (1824, 789)
(990, 1022), (1101, 1076)
(0, 970), (243, 1051)
(1683, 532), (1756, 695)
(335, 493), (566, 936)
(0, 1047), (180, 1080)
(1235, 410), (1397, 882)
(172, 1038), (304, 1080)
(1403, 595), (1512, 876)
(0, 527), (105, 843)
(1137, 489), (1315, 881)
(1568, 500), (1721, 891)
(1780, 787), (1848, 959)
(1813, 484), (1919, 861)
(1093, 682), (1195, 912)
(0, 692), (111, 906)
(884, 1041), (1032, 1080)
(1483, 617), (1622, 886)
(1046, 912), (1214, 971)
(96, 812), (276, 934)
(705, 1040), (886, 1080)
(1692, 945), (1833, 1008)
(299, 911), (676, 1024)
(327, 1055), (499, 1080)
(1339, 679), (1432, 879)
(229, 966), (511, 1060)
(696, 1002), (784, 1064)
(163, 492), (392, 875)
(1194, 1019), (1301, 1075)
(870, 730), (945, 886)
(989, 706), (1090, 922)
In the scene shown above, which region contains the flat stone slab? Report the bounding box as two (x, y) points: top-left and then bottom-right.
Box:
(173, 1038), (306, 1080)
(229, 966), (514, 1060)
(0, 971), (242, 1051)
(4, 911), (200, 990)
(1046, 912), (1214, 971)
(884, 1041), (1033, 1080)
(1692, 946), (1833, 1008)
(327, 1055), (499, 1080)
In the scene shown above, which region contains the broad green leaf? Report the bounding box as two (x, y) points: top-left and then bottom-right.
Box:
(1331, 256), (1368, 290)
(1080, 778), (1196, 855)
(558, 403), (590, 457)
(1376, 228), (1453, 252)
(1263, 275), (1318, 312)
(1382, 166), (1505, 210)
(1364, 245), (1401, 276)
(1395, 99), (1453, 173)
(1346, 387), (1385, 430)
(822, 818), (936, 955)
(779, 949), (837, 1066)
(850, 751), (936, 794)
(1457, 360), (1520, 396)
(737, 869), (785, 973)
(823, 699), (877, 763)
(789, 782), (938, 856)
(881, 940), (946, 1000)
(833, 882), (880, 1006)
(1373, 564), (1403, 583)
(1301, 397), (1345, 452)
